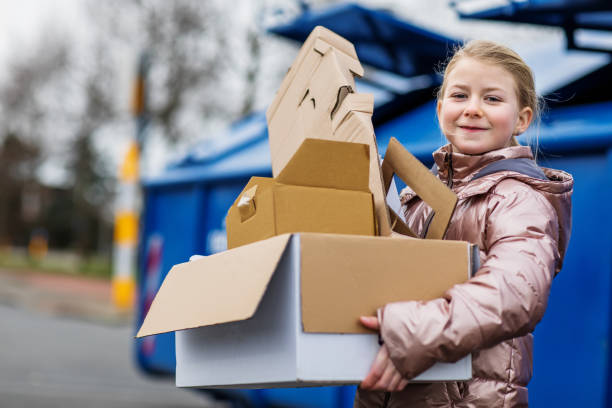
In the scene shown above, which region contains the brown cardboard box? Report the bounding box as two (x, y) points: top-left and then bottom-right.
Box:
(226, 138), (376, 249)
(136, 233), (477, 387)
(266, 26), (392, 236)
(137, 233), (475, 338)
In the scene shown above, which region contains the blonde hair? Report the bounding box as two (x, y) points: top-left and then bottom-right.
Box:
(438, 40), (541, 147)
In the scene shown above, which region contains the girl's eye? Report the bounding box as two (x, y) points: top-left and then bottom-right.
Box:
(485, 96), (502, 102)
(450, 93), (467, 99)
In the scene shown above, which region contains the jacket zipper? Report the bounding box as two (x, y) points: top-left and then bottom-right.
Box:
(446, 151), (454, 189)
(382, 391), (390, 408)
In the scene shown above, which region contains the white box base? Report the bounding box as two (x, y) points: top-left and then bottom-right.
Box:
(176, 235), (471, 388)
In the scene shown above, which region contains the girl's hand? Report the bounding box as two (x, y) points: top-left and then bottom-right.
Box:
(359, 315), (409, 392)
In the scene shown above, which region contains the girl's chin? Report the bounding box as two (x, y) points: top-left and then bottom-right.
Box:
(451, 140), (512, 155)
(451, 143), (489, 155)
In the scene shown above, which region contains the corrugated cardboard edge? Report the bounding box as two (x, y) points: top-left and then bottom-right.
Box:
(136, 234), (293, 338)
(331, 93), (374, 132)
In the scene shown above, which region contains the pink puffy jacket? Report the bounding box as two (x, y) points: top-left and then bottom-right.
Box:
(355, 144), (573, 407)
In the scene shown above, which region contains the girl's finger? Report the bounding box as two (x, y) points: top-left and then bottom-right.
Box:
(397, 378), (409, 392)
(387, 370), (401, 391)
(361, 368), (381, 389)
(361, 346), (388, 388)
(373, 359), (396, 390)
(359, 316), (380, 330)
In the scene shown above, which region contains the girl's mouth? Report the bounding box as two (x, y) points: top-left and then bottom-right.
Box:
(459, 126), (487, 132)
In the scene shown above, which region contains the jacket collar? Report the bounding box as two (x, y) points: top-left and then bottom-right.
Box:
(432, 144), (535, 189)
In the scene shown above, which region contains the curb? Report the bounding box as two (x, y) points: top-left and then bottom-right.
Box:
(0, 268), (133, 326)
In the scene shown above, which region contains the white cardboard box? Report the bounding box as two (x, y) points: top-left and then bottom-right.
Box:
(175, 235), (472, 388)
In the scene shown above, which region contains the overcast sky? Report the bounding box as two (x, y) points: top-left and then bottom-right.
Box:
(0, 0), (558, 63)
(0, 0), (83, 64)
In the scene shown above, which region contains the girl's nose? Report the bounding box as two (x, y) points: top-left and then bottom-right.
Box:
(463, 98), (483, 117)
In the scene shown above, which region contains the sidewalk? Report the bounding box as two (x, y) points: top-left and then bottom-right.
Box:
(0, 267), (132, 326)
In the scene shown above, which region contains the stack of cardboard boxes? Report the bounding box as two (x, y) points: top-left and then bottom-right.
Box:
(137, 26), (477, 388)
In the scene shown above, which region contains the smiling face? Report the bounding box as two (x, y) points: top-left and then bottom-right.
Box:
(437, 57), (533, 155)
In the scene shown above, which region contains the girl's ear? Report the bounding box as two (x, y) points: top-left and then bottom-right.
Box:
(436, 100), (442, 120)
(515, 106), (533, 135)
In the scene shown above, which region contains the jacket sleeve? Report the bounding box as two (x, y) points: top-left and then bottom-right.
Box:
(380, 180), (561, 379)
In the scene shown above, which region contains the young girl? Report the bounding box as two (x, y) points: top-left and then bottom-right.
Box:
(354, 40), (573, 407)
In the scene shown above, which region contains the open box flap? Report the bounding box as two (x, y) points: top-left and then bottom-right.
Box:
(276, 139), (370, 192)
(136, 234), (293, 338)
(387, 205), (416, 238)
(382, 137), (458, 240)
(299, 233), (472, 333)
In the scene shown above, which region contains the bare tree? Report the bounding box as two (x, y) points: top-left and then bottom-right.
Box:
(0, 34), (70, 246)
(0, 0), (304, 252)
(0, 22), (119, 253)
(65, 43), (118, 254)
(89, 0), (236, 144)
(0, 133), (41, 246)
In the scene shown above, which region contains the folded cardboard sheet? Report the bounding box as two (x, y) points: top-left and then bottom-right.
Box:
(266, 25), (392, 236)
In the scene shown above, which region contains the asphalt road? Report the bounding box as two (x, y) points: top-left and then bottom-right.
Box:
(0, 266), (228, 408)
(0, 304), (222, 408)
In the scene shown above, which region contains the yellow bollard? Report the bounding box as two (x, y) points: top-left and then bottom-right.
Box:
(111, 141), (140, 309)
